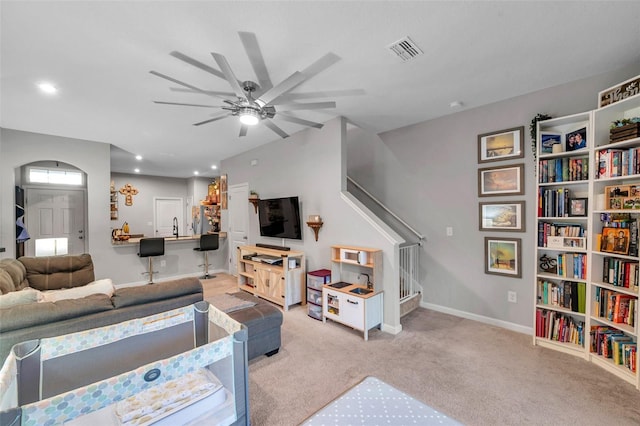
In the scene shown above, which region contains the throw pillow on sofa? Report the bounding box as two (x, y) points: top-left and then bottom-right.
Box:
(40, 278), (115, 303)
(0, 288), (43, 308)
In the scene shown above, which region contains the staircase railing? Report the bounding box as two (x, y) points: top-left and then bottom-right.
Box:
(347, 176), (423, 306)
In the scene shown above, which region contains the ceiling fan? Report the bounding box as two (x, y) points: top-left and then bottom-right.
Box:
(151, 32), (356, 138)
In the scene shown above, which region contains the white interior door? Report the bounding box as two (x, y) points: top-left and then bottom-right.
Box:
(154, 197), (184, 237)
(228, 183), (249, 276)
(25, 188), (86, 256)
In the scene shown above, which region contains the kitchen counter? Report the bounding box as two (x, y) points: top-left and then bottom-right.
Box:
(322, 282), (380, 299)
(112, 232), (227, 246)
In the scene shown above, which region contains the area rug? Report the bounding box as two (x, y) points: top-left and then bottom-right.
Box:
(300, 376), (462, 425)
(206, 293), (256, 313)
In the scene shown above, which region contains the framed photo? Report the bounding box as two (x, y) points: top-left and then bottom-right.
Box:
(601, 227), (630, 255)
(477, 126), (524, 163)
(479, 201), (525, 232)
(568, 198), (588, 217)
(485, 237), (521, 278)
(478, 163), (524, 197)
(540, 132), (562, 154)
(565, 127), (587, 151)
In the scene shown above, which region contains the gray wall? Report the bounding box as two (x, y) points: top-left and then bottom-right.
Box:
(347, 62), (640, 332)
(222, 117), (405, 332)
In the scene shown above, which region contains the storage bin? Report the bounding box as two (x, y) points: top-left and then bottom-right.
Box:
(307, 287), (322, 305)
(307, 302), (322, 321)
(307, 269), (331, 290)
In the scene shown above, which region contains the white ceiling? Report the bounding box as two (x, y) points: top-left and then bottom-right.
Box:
(2, 1), (640, 178)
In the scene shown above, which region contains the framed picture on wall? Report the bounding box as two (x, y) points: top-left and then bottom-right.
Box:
(479, 201), (525, 232)
(477, 163), (524, 197)
(485, 237), (521, 278)
(477, 126), (524, 163)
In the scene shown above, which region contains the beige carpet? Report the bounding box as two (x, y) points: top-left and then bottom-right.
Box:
(201, 275), (640, 425)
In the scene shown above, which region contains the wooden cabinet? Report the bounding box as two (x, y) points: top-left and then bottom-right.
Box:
(236, 245), (305, 310)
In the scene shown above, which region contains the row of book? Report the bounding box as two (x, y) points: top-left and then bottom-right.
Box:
(538, 156), (589, 183)
(556, 253), (587, 279)
(596, 147), (640, 179)
(536, 280), (586, 313)
(535, 309), (584, 346)
(537, 222), (585, 248)
(590, 326), (637, 372)
(602, 257), (640, 292)
(538, 187), (573, 218)
(593, 287), (637, 327)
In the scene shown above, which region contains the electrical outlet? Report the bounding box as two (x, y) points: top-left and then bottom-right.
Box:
(446, 226), (453, 236)
(160, 260), (166, 267)
(508, 291), (517, 303)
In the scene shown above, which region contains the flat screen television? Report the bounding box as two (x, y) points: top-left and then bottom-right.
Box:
(257, 196), (302, 240)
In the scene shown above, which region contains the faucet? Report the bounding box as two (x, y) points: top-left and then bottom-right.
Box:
(359, 273), (372, 290)
(172, 217), (179, 239)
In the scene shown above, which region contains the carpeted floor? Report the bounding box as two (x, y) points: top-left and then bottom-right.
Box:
(201, 275), (640, 425)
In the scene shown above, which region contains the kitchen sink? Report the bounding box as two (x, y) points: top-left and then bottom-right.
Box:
(349, 287), (372, 295)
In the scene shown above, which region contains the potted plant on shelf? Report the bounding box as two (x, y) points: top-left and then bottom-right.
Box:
(249, 190), (259, 200)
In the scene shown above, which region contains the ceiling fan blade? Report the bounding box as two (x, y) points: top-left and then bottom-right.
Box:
(211, 52), (246, 100)
(153, 101), (219, 108)
(258, 71), (306, 107)
(170, 87), (236, 97)
(277, 89), (366, 101)
(169, 51), (226, 80)
(263, 120), (289, 139)
(239, 124), (248, 137)
(276, 113), (324, 129)
(238, 31), (273, 93)
(300, 52), (341, 80)
(193, 113), (231, 126)
(274, 101), (336, 111)
(150, 71), (220, 98)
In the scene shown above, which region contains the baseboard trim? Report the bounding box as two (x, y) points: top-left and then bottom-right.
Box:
(421, 301), (533, 335)
(381, 323), (402, 335)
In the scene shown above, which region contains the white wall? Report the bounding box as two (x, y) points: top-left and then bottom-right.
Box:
(221, 117), (405, 332)
(348, 62), (640, 332)
(0, 130), (227, 285)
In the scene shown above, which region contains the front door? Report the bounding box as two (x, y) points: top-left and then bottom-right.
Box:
(25, 188), (86, 256)
(154, 197), (184, 237)
(228, 183), (249, 276)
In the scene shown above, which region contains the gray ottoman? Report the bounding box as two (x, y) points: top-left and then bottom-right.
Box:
(226, 291), (283, 361)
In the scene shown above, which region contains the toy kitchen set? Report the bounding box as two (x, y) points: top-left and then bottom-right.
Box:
(317, 245), (384, 341)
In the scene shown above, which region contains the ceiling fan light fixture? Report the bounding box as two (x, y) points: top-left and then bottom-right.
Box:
(239, 107), (260, 125)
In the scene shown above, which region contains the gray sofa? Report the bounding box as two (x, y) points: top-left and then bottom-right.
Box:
(0, 254), (203, 364)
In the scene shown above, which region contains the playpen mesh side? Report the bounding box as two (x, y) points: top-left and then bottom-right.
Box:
(9, 302), (244, 425)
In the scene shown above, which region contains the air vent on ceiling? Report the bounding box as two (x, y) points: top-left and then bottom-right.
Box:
(387, 36), (423, 62)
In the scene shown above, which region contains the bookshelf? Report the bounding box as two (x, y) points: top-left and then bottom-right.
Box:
(534, 87), (640, 390)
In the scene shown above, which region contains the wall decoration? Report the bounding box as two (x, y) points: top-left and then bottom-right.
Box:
(477, 126), (524, 163)
(598, 74), (640, 108)
(479, 201), (525, 232)
(540, 132), (562, 154)
(601, 227), (630, 255)
(119, 183), (139, 206)
(477, 163), (524, 197)
(485, 237), (521, 278)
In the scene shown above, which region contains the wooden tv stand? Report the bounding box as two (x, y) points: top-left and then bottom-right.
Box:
(236, 245), (306, 311)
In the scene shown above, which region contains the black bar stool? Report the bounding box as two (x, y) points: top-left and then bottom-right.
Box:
(193, 233), (219, 279)
(138, 237), (165, 284)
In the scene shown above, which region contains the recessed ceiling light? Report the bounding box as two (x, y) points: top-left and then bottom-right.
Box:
(194, 171), (199, 175)
(449, 101), (464, 109)
(134, 168), (140, 173)
(135, 155), (143, 161)
(211, 165), (217, 170)
(37, 82), (58, 94)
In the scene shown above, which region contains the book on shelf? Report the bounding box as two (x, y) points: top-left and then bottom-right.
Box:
(537, 279), (586, 313)
(602, 257), (639, 291)
(536, 309), (584, 346)
(538, 156), (588, 183)
(596, 147), (640, 179)
(593, 287), (637, 327)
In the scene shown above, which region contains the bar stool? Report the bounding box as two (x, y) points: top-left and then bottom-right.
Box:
(193, 233), (219, 279)
(138, 237), (165, 284)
